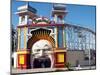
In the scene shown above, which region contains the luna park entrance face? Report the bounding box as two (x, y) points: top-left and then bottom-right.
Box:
(31, 40), (53, 68)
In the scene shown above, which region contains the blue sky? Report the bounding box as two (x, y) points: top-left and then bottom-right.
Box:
(12, 0), (96, 32)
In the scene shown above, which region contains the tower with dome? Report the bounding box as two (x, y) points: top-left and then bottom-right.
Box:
(14, 3), (67, 69)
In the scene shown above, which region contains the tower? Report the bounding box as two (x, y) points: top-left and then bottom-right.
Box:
(16, 4), (37, 25)
(15, 3), (67, 69)
(52, 4), (67, 68)
(15, 4), (37, 69)
(52, 4), (67, 24)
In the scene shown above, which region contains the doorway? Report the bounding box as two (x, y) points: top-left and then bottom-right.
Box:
(33, 57), (51, 68)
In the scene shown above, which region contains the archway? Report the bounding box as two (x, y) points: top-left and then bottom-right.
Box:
(27, 28), (55, 68)
(27, 28), (55, 49)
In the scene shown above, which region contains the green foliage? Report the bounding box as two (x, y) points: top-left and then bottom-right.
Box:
(65, 62), (71, 69)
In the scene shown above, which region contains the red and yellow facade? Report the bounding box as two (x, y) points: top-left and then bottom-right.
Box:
(17, 50), (30, 69)
(54, 48), (67, 68)
(17, 27), (31, 69)
(16, 24), (67, 69)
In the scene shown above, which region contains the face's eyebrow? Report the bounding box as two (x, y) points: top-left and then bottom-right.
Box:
(33, 45), (40, 51)
(44, 44), (49, 47)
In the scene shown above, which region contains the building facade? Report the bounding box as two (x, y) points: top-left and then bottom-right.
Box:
(13, 4), (67, 69)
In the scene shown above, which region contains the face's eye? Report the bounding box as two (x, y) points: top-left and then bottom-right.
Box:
(43, 48), (51, 53)
(42, 49), (47, 51)
(45, 48), (51, 51)
(35, 49), (40, 52)
(48, 48), (52, 51)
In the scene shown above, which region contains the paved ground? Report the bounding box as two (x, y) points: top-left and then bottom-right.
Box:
(11, 66), (96, 74)
(70, 66), (96, 70)
(11, 68), (68, 74)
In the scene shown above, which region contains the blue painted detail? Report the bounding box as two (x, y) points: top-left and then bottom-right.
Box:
(20, 29), (24, 49)
(58, 27), (63, 48)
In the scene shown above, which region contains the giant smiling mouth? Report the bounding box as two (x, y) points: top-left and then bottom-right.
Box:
(33, 57), (51, 68)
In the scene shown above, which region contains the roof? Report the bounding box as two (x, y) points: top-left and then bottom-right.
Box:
(16, 4), (37, 14)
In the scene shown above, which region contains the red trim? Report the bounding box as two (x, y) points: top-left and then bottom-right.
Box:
(54, 52), (67, 68)
(17, 53), (31, 69)
(17, 65), (27, 69)
(17, 24), (66, 28)
(55, 64), (65, 68)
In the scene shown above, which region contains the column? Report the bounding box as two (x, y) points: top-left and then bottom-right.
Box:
(19, 16), (22, 25)
(54, 15), (57, 23)
(63, 27), (66, 48)
(54, 27), (58, 48)
(24, 27), (28, 49)
(62, 19), (64, 24)
(25, 15), (28, 24)
(17, 28), (21, 50)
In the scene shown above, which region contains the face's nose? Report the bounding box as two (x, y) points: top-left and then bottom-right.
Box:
(39, 50), (44, 56)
